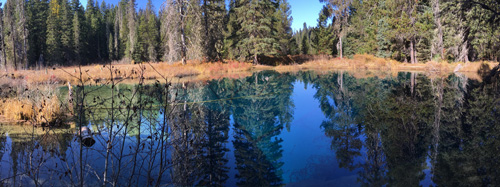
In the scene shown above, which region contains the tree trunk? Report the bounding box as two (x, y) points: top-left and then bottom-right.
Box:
(12, 28), (17, 70)
(432, 0), (444, 60)
(253, 53), (258, 65)
(410, 39), (415, 64)
(21, 1), (27, 69)
(339, 36), (343, 59)
(410, 72), (417, 94)
(180, 0), (187, 65)
(0, 17), (6, 71)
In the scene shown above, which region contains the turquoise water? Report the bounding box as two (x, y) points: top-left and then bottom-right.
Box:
(0, 70), (499, 186)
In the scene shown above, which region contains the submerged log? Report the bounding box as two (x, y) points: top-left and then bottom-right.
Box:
(78, 126), (96, 147)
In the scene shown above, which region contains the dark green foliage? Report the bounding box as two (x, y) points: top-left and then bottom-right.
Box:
(274, 0), (293, 56)
(134, 0), (159, 62)
(45, 0), (62, 65)
(234, 0), (279, 64)
(0, 0), (498, 70)
(313, 6), (334, 55)
(202, 0), (226, 61)
(27, 0), (49, 67)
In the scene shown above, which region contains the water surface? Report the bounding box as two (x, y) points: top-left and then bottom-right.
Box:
(1, 70), (499, 186)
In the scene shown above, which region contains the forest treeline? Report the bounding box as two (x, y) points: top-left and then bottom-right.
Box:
(298, 0), (500, 63)
(0, 0), (498, 70)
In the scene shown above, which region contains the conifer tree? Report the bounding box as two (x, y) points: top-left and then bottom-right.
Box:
(46, 0), (62, 65)
(320, 0), (352, 59)
(274, 0), (293, 56)
(314, 6), (334, 55)
(27, 0), (49, 67)
(60, 0), (73, 64)
(127, 0), (136, 61)
(0, 3), (6, 70)
(223, 0), (241, 60)
(235, 0), (278, 64)
(202, 0), (225, 61)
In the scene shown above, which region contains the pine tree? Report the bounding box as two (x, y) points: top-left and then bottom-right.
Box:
(60, 0), (74, 64)
(46, 0), (62, 65)
(376, 18), (391, 58)
(126, 0), (136, 61)
(160, 0), (180, 63)
(202, 0), (226, 61)
(274, 0), (293, 56)
(314, 6), (334, 55)
(27, 0), (49, 68)
(145, 0), (159, 62)
(235, 0), (278, 64)
(320, 0), (353, 59)
(185, 0), (204, 62)
(223, 0), (241, 60)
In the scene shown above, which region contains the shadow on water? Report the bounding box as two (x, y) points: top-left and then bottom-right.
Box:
(1, 68), (500, 186)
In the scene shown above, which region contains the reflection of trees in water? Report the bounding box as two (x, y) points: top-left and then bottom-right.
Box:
(314, 71), (362, 171)
(300, 69), (500, 186)
(168, 80), (234, 186)
(433, 67), (500, 186)
(0, 127), (5, 162)
(1, 126), (73, 186)
(230, 71), (294, 186)
(2, 68), (499, 186)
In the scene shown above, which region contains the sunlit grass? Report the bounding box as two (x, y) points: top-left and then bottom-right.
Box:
(1, 94), (64, 125)
(11, 60), (253, 85)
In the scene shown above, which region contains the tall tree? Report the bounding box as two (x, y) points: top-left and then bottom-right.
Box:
(274, 0), (293, 56)
(60, 0), (73, 63)
(27, 0), (49, 68)
(0, 3), (6, 70)
(314, 5), (334, 55)
(45, 0), (62, 65)
(320, 0), (352, 59)
(235, 0), (278, 64)
(72, 0), (84, 64)
(202, 0), (225, 61)
(223, 0), (240, 60)
(127, 0), (136, 61)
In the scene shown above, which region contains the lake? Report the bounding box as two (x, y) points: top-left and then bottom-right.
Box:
(1, 70), (499, 186)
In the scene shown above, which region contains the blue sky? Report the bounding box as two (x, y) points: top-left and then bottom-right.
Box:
(0, 0), (322, 31)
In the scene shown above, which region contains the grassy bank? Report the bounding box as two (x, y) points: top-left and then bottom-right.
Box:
(1, 54), (498, 125)
(273, 54), (498, 73)
(1, 54), (498, 85)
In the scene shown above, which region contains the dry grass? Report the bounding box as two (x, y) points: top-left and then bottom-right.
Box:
(1, 99), (34, 121)
(0, 78), (66, 125)
(5, 55), (497, 85)
(1, 95), (64, 125)
(274, 54), (498, 74)
(10, 60), (252, 85)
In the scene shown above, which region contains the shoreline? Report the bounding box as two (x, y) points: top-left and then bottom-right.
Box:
(1, 55), (498, 85)
(1, 54), (498, 125)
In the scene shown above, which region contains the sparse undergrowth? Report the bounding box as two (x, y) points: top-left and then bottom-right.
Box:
(0, 77), (67, 126)
(274, 54), (498, 73)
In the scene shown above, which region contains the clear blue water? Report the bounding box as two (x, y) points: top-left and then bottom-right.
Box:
(1, 70), (499, 186)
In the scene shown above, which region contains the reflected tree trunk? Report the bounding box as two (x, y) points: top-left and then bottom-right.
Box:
(430, 78), (443, 175)
(410, 72), (417, 94)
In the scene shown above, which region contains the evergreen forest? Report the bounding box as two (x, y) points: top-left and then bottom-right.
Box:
(0, 0), (498, 70)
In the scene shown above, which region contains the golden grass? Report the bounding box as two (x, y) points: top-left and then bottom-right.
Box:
(11, 60), (252, 85)
(1, 94), (64, 125)
(1, 99), (34, 121)
(3, 55), (498, 86)
(274, 54), (498, 73)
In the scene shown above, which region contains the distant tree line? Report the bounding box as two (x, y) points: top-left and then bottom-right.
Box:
(0, 0), (498, 70)
(0, 0), (293, 69)
(296, 0), (500, 63)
